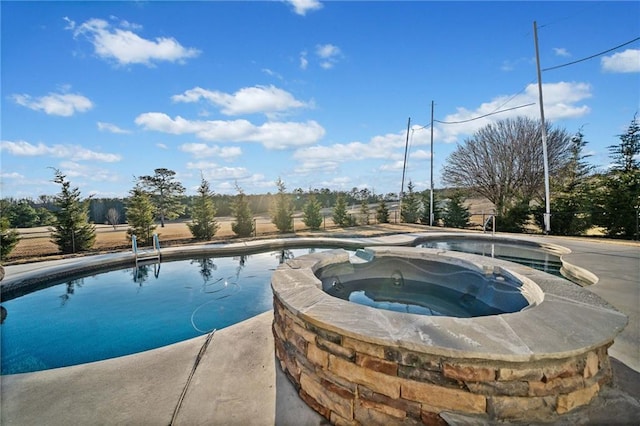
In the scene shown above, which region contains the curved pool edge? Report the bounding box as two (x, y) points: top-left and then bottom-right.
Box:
(272, 246), (627, 362)
(271, 246), (629, 423)
(1, 232), (590, 297)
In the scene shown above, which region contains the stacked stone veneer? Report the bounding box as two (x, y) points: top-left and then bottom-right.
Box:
(273, 295), (613, 425)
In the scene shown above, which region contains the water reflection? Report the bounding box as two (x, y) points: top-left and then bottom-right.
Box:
(417, 241), (563, 276)
(191, 258), (217, 283)
(276, 249), (295, 264)
(132, 263), (161, 285)
(1, 247), (350, 374)
(59, 279), (84, 306)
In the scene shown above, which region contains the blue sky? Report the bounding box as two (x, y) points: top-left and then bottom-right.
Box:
(2, 0), (639, 200)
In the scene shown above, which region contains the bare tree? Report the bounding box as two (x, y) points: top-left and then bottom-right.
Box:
(442, 117), (571, 216)
(106, 207), (120, 230)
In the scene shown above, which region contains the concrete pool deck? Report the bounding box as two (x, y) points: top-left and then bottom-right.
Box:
(1, 228), (639, 424)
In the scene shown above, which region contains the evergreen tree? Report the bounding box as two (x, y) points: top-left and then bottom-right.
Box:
(50, 169), (96, 254)
(497, 201), (530, 233)
(231, 185), (254, 237)
(359, 197), (370, 225)
(419, 191), (441, 225)
(594, 115), (640, 238)
(188, 176), (219, 240)
(376, 197), (390, 223)
(535, 129), (594, 235)
(11, 200), (40, 228)
(302, 194), (323, 230)
(0, 216), (20, 261)
(442, 193), (470, 228)
(400, 181), (420, 223)
(271, 178), (294, 233)
(332, 194), (350, 227)
(126, 185), (157, 245)
(35, 207), (55, 226)
(139, 168), (185, 227)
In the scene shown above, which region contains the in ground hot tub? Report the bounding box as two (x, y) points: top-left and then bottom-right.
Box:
(271, 246), (627, 425)
(319, 249), (542, 318)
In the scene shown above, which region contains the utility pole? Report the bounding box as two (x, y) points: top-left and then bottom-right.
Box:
(533, 21), (552, 233)
(400, 117), (411, 203)
(430, 101), (435, 226)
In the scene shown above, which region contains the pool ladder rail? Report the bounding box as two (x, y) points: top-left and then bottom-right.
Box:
(131, 233), (161, 267)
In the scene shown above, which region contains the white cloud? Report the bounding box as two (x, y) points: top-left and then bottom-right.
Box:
(135, 113), (325, 149)
(317, 176), (352, 190)
(97, 121), (131, 134)
(11, 91), (93, 116)
(186, 162), (250, 179)
(262, 68), (283, 80)
(0, 172), (25, 179)
(294, 130), (409, 164)
(179, 143), (242, 160)
(286, 0), (323, 16)
(59, 161), (120, 182)
(553, 47), (571, 57)
(293, 160), (340, 175)
(185, 162), (271, 191)
(0, 140), (121, 162)
(316, 43), (341, 69)
(317, 43), (340, 59)
(299, 51), (309, 70)
(68, 17), (200, 66)
(410, 149), (432, 160)
(292, 129), (424, 176)
(601, 49), (640, 73)
(172, 85), (310, 116)
(379, 160), (405, 172)
(437, 81), (592, 142)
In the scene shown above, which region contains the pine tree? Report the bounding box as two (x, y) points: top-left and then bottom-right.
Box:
(271, 178), (294, 233)
(332, 194), (350, 227)
(536, 129), (593, 235)
(126, 185), (157, 245)
(188, 176), (219, 240)
(594, 115), (640, 238)
(359, 198), (370, 225)
(400, 181), (420, 223)
(302, 194), (323, 230)
(419, 191), (441, 225)
(376, 198), (390, 223)
(0, 216), (20, 261)
(50, 169), (96, 254)
(139, 168), (185, 227)
(442, 192), (470, 228)
(231, 185), (254, 237)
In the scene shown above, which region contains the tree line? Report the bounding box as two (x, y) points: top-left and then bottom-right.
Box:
(442, 115), (639, 238)
(1, 114), (638, 260)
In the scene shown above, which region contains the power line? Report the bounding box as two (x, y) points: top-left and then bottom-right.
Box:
(542, 36), (640, 72)
(434, 102), (535, 125)
(416, 79), (536, 128)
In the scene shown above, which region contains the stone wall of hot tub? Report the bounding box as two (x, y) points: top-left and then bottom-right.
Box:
(273, 296), (612, 425)
(271, 247), (627, 425)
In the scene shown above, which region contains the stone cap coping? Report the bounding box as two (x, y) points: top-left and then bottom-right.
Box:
(271, 246), (628, 362)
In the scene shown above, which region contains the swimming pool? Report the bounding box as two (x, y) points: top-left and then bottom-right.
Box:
(416, 238), (564, 276)
(0, 248), (329, 375)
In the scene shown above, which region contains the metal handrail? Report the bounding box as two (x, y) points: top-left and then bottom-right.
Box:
(132, 233), (161, 266)
(483, 215), (496, 236)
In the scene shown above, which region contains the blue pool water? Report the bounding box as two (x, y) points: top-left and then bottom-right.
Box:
(416, 240), (564, 276)
(0, 248), (327, 375)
